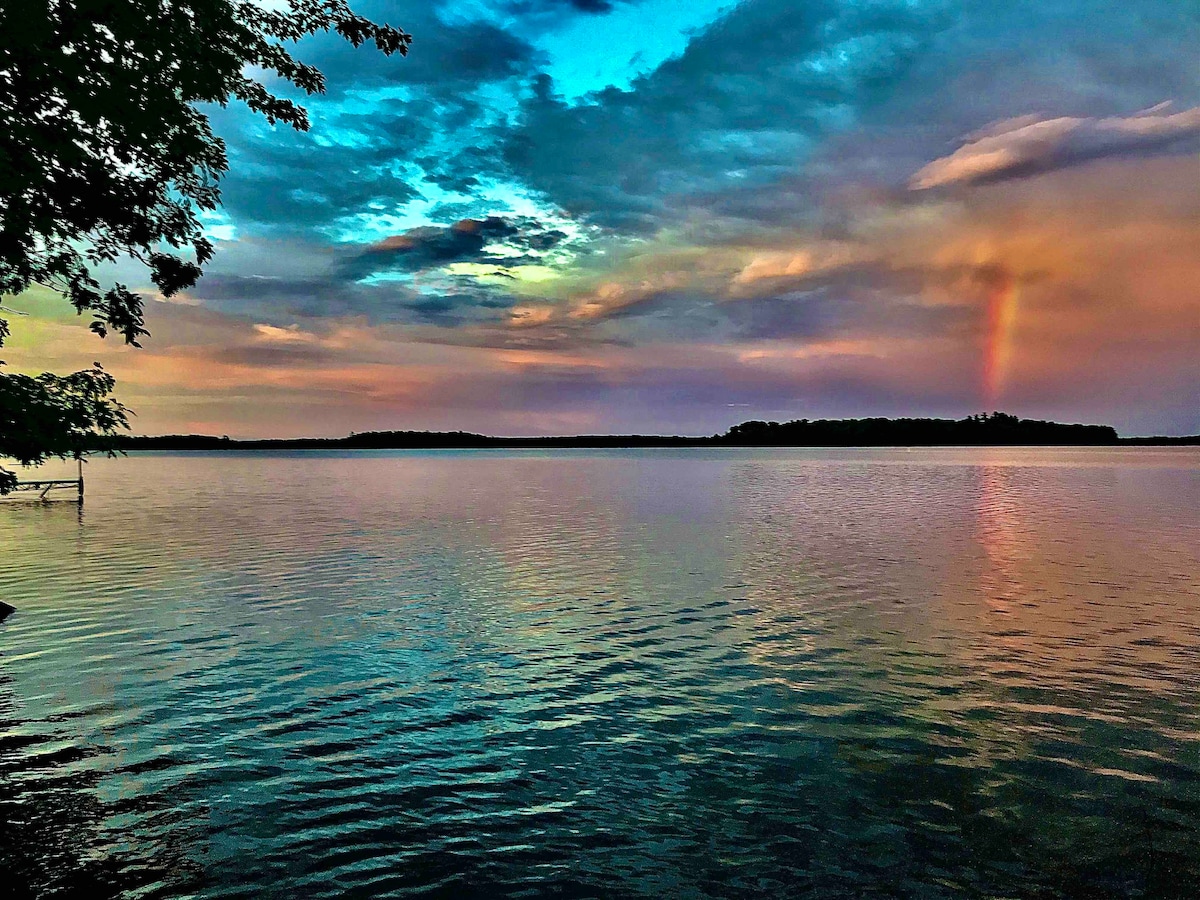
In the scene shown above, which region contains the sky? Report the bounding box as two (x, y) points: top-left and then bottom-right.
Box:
(8, 0), (1200, 437)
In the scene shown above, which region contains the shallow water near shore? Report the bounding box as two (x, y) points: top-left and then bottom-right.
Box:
(2, 447), (1199, 897)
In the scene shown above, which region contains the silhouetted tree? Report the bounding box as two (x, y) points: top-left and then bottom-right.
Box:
(0, 1), (410, 486)
(0, 365), (128, 492)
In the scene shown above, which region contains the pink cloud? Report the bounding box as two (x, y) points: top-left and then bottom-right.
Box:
(910, 105), (1200, 189)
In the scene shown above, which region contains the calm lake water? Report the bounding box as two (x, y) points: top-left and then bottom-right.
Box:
(1, 448), (1199, 898)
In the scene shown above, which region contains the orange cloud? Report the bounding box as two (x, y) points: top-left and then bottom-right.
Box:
(731, 241), (868, 290)
(251, 323), (321, 344)
(736, 339), (888, 364)
(508, 304), (557, 327)
(494, 348), (615, 370)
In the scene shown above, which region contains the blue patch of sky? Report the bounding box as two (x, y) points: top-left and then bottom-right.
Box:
(533, 0), (740, 100)
(213, 0), (746, 270)
(198, 209), (238, 243)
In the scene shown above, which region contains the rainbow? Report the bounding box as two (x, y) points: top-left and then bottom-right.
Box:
(982, 269), (1020, 405)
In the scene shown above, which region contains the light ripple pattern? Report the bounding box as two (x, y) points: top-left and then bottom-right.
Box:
(0, 447), (1198, 898)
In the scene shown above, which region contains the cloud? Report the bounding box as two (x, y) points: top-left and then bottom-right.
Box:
(251, 323), (321, 344)
(500, 0), (640, 14)
(336, 216), (578, 284)
(910, 105), (1200, 189)
(347, 217), (519, 276)
(293, 3), (537, 96)
(504, 0), (944, 230)
(509, 305), (557, 327)
(183, 270), (512, 329)
(732, 242), (867, 288)
(732, 14), (1200, 237)
(568, 273), (691, 320)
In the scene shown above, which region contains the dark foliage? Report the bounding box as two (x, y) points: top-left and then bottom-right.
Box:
(721, 412), (1121, 446)
(0, 0), (410, 347)
(0, 365), (129, 492)
(104, 412), (1136, 452)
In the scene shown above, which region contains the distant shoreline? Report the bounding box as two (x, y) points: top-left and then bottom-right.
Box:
(100, 413), (1200, 451)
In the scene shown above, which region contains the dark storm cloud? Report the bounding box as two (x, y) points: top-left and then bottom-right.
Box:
(188, 270), (517, 328)
(501, 0), (633, 13)
(525, 229), (567, 250)
(219, 167), (423, 233)
(209, 94), (437, 235)
(589, 277), (970, 349)
(187, 273), (388, 321)
(203, 0), (1200, 257)
(503, 0), (1200, 233)
(186, 273), (389, 320)
(483, 0), (653, 28)
(425, 199), (502, 223)
(189, 207), (581, 328)
(398, 284), (516, 326)
(203, 1), (542, 245)
(350, 217), (518, 274)
(338, 216), (572, 280)
(503, 0), (944, 230)
(413, 142), (509, 194)
(291, 2), (537, 96)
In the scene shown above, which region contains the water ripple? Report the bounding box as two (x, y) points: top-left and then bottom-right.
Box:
(1, 448), (1199, 897)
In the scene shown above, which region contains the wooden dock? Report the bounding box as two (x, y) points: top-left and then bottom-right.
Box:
(6, 459), (84, 503)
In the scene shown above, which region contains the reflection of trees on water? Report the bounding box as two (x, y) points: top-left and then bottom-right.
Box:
(0, 673), (202, 898)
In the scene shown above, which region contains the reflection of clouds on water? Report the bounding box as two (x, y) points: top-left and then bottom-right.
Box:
(2, 449), (1199, 896)
(0, 673), (203, 897)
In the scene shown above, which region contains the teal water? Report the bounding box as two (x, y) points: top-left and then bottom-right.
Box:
(1, 448), (1199, 898)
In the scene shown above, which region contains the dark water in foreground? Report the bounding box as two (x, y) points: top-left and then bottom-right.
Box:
(1, 448), (1199, 898)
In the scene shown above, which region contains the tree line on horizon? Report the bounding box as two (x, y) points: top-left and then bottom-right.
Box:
(102, 412), (1132, 450)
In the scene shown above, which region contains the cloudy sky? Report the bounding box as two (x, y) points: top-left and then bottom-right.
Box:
(10, 0), (1200, 436)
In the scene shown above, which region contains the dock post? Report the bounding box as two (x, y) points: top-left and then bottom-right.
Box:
(77, 456), (84, 505)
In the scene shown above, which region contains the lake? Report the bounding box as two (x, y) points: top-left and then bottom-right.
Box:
(2, 448), (1199, 898)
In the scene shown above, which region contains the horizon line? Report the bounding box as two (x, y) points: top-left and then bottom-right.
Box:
(102, 412), (1200, 446)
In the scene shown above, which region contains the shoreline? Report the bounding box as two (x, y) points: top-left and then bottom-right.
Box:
(112, 437), (1200, 451)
